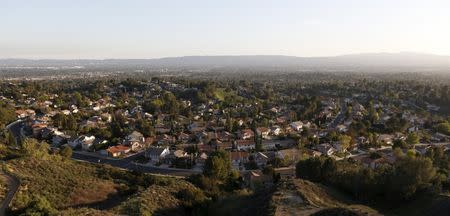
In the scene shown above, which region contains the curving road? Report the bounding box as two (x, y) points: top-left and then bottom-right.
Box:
(72, 152), (200, 177)
(0, 171), (20, 216)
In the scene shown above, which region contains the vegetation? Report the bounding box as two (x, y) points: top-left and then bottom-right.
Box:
(113, 179), (207, 216)
(296, 153), (444, 205)
(271, 178), (380, 216)
(203, 150), (232, 180)
(2, 139), (171, 215)
(1, 71), (450, 215)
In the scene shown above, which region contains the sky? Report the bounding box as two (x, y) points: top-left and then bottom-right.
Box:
(1, 0), (450, 59)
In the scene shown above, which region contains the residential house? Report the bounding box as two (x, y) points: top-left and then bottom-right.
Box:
(236, 140), (256, 151)
(156, 134), (175, 146)
(68, 135), (95, 149)
(178, 132), (191, 143)
(414, 144), (432, 155)
(256, 127), (271, 139)
(107, 145), (131, 157)
(196, 152), (208, 166)
(277, 148), (300, 165)
(336, 124), (348, 133)
(354, 155), (391, 169)
(52, 134), (71, 146)
(316, 143), (336, 156)
(155, 124), (171, 134)
(215, 140), (233, 151)
(32, 123), (48, 137)
(238, 129), (254, 140)
(243, 170), (273, 189)
(89, 138), (108, 151)
(304, 149), (322, 157)
(270, 126), (281, 136)
(169, 149), (188, 160)
(188, 121), (206, 133)
(290, 121), (304, 131)
(229, 151), (249, 170)
(377, 134), (394, 145)
(253, 152), (269, 167)
(124, 131), (145, 151)
(15, 109), (35, 118)
(146, 146), (170, 163)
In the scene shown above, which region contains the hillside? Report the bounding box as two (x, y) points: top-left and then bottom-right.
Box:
(271, 179), (381, 216)
(2, 154), (203, 215)
(113, 179), (207, 216)
(271, 178), (450, 216)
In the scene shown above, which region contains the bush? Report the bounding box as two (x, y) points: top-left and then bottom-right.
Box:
(60, 145), (72, 158)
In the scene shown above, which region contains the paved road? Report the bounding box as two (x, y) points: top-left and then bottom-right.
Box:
(0, 171), (20, 216)
(328, 100), (347, 130)
(6, 120), (24, 146)
(72, 152), (200, 177)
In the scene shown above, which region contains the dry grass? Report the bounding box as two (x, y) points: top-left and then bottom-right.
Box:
(69, 181), (118, 206)
(113, 180), (204, 216)
(57, 207), (117, 216)
(271, 179), (381, 216)
(6, 156), (119, 210)
(0, 175), (7, 201)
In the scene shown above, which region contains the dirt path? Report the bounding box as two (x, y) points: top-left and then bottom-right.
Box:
(0, 171), (20, 216)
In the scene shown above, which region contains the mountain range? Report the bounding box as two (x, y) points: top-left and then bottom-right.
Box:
(1, 52), (450, 70)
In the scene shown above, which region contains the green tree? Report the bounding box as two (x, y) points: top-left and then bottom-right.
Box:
(22, 138), (49, 159)
(338, 134), (352, 152)
(0, 102), (16, 129)
(435, 122), (450, 135)
(392, 139), (408, 149)
(406, 132), (420, 145)
(203, 150), (232, 180)
(388, 155), (436, 201)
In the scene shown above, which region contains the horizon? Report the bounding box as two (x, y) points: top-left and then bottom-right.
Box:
(2, 0), (450, 59)
(1, 51), (449, 61)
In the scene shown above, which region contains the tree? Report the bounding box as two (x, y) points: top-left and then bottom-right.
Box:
(22, 138), (49, 159)
(60, 145), (73, 158)
(435, 122), (450, 135)
(203, 150), (232, 180)
(0, 102), (16, 128)
(338, 135), (352, 152)
(392, 139), (408, 149)
(406, 132), (419, 145)
(162, 92), (179, 115)
(255, 134), (263, 152)
(65, 114), (77, 131)
(388, 155), (436, 201)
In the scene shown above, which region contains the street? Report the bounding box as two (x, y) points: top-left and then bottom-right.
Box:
(72, 152), (200, 177)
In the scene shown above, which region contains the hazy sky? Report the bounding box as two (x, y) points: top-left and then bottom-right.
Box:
(1, 0), (450, 59)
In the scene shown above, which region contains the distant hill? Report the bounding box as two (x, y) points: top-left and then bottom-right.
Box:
(1, 53), (450, 70)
